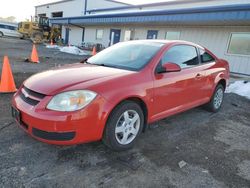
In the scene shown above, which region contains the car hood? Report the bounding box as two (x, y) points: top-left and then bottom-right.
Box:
(24, 63), (133, 95)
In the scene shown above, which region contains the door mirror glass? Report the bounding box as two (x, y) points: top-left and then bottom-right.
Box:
(162, 62), (181, 72)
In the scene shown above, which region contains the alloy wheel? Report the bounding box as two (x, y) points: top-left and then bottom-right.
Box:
(115, 110), (140, 145)
(214, 88), (224, 109)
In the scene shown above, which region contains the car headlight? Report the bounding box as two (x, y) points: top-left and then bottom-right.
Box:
(47, 90), (97, 111)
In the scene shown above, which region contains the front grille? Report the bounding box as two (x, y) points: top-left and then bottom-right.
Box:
(20, 93), (40, 105)
(20, 86), (46, 106)
(23, 86), (45, 99)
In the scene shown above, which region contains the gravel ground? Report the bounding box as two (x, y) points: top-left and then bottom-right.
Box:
(0, 37), (87, 74)
(0, 37), (250, 188)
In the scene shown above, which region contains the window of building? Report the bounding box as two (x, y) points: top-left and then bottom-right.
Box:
(124, 30), (131, 41)
(96, 29), (103, 40)
(161, 45), (199, 68)
(165, 31), (181, 40)
(38, 13), (46, 17)
(199, 49), (215, 63)
(227, 33), (250, 56)
(51, 12), (63, 18)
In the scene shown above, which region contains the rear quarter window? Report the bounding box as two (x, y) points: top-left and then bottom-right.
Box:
(199, 49), (215, 63)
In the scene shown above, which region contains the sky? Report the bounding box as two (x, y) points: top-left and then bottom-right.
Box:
(0, 0), (57, 22)
(0, 0), (171, 22)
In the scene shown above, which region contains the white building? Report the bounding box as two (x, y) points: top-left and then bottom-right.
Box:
(35, 0), (250, 76)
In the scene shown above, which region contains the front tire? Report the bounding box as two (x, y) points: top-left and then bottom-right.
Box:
(205, 84), (225, 112)
(102, 101), (144, 151)
(0, 32), (4, 37)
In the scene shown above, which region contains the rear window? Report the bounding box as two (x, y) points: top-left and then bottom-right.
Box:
(199, 49), (215, 63)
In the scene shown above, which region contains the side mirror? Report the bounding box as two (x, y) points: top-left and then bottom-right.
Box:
(162, 62), (181, 72)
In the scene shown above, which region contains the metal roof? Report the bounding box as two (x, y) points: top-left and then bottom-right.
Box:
(86, 0), (212, 14)
(35, 0), (131, 8)
(50, 4), (250, 26)
(105, 0), (132, 6)
(35, 0), (74, 8)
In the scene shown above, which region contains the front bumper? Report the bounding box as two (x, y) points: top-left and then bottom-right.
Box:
(12, 88), (111, 145)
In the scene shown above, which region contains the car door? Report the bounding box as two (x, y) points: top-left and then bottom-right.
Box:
(4, 25), (13, 36)
(197, 48), (218, 98)
(8, 26), (16, 37)
(1, 25), (9, 36)
(11, 26), (20, 37)
(152, 44), (207, 120)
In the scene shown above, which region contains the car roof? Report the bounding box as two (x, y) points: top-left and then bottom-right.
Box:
(123, 39), (205, 50)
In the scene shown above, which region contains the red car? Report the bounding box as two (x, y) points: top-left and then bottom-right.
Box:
(12, 40), (229, 150)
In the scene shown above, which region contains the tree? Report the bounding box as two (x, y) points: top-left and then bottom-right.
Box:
(0, 16), (16, 23)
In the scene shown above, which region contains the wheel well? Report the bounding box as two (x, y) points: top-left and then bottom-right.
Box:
(217, 79), (226, 90)
(120, 97), (148, 131)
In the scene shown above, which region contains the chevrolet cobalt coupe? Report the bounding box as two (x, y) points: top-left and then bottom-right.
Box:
(12, 40), (229, 151)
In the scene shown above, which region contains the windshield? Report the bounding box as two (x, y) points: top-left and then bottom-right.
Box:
(87, 41), (164, 71)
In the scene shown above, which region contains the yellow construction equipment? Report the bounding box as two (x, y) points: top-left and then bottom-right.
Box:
(18, 16), (61, 44)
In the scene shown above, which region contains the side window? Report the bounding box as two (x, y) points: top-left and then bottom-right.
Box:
(8, 26), (16, 31)
(162, 45), (199, 68)
(199, 49), (215, 63)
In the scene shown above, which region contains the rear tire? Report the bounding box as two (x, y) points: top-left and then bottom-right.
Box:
(0, 32), (4, 37)
(205, 84), (224, 112)
(102, 101), (144, 151)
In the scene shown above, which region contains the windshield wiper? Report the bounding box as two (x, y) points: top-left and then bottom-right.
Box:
(80, 58), (91, 64)
(81, 59), (118, 68)
(96, 63), (119, 68)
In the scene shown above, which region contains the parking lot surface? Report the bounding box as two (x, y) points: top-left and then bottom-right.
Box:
(0, 37), (250, 188)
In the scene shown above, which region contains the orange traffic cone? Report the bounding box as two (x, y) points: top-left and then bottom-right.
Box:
(30, 44), (39, 63)
(0, 56), (17, 93)
(92, 46), (97, 55)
